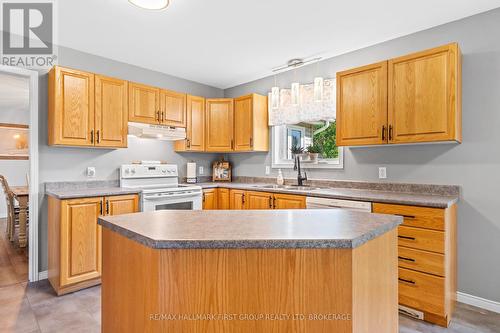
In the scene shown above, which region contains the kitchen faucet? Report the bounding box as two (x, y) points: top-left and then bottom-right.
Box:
(294, 155), (307, 186)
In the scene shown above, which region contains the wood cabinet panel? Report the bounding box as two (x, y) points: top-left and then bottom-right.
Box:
(95, 75), (128, 148)
(48, 66), (95, 146)
(398, 246), (444, 277)
(234, 95), (253, 151)
(246, 191), (273, 209)
(60, 197), (102, 287)
(229, 189), (246, 210)
(398, 226), (445, 254)
(160, 89), (186, 127)
(128, 82), (160, 124)
(273, 193), (306, 209)
(175, 95), (205, 151)
(373, 203), (445, 231)
(399, 267), (445, 316)
(205, 99), (234, 152)
(202, 189), (217, 210)
(337, 61), (388, 146)
(388, 43), (461, 143)
(217, 188), (230, 210)
(106, 195), (139, 216)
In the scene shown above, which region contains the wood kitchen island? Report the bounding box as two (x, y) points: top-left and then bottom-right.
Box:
(98, 209), (402, 333)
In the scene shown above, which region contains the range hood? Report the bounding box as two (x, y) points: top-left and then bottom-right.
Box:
(128, 122), (186, 141)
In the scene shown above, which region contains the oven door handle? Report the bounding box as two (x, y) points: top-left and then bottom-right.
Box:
(143, 192), (201, 200)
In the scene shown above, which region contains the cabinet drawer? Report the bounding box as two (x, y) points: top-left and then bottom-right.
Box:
(398, 226), (444, 254)
(373, 203), (445, 231)
(398, 246), (444, 276)
(399, 267), (445, 315)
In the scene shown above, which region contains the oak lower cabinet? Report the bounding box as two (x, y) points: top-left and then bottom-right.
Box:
(273, 193), (306, 209)
(175, 95), (205, 151)
(202, 189), (217, 210)
(337, 43), (461, 147)
(229, 189), (246, 209)
(217, 188), (230, 209)
(233, 94), (269, 152)
(48, 194), (139, 295)
(246, 191), (274, 209)
(49, 66), (128, 148)
(372, 202), (456, 327)
(227, 189), (305, 210)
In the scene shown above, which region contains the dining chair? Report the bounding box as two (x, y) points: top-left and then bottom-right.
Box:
(0, 175), (26, 241)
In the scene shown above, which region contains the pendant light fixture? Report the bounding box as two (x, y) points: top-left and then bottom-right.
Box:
(271, 75), (280, 110)
(291, 69), (300, 106)
(128, 0), (170, 10)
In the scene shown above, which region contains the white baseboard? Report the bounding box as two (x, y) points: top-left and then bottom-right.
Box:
(38, 270), (48, 280)
(457, 291), (500, 314)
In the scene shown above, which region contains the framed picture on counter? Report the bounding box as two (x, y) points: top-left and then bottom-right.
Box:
(212, 160), (231, 182)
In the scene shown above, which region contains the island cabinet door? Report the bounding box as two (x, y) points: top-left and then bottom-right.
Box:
(202, 189), (218, 210)
(229, 189), (246, 209)
(246, 191), (273, 209)
(60, 197), (103, 287)
(217, 188), (230, 209)
(105, 195), (139, 216)
(273, 193), (306, 209)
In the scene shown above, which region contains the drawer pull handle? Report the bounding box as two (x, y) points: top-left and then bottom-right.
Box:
(398, 235), (416, 241)
(398, 256), (416, 262)
(396, 214), (416, 219)
(398, 278), (416, 285)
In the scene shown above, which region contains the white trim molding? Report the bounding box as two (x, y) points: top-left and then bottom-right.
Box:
(457, 291), (500, 314)
(38, 270), (48, 280)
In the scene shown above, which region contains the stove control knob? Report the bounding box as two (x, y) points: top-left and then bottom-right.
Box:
(161, 169), (167, 174)
(131, 168), (136, 174)
(124, 168), (130, 174)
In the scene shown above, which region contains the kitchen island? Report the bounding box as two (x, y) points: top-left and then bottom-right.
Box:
(99, 209), (402, 333)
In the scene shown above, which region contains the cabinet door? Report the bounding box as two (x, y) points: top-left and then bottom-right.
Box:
(95, 75), (128, 148)
(176, 95), (205, 151)
(48, 66), (95, 146)
(234, 95), (253, 151)
(336, 61), (388, 146)
(246, 191), (273, 210)
(273, 193), (306, 209)
(217, 188), (230, 209)
(160, 89), (186, 127)
(205, 99), (234, 152)
(388, 43), (461, 143)
(128, 82), (160, 124)
(229, 189), (246, 210)
(60, 197), (102, 287)
(106, 195), (139, 216)
(202, 189), (218, 210)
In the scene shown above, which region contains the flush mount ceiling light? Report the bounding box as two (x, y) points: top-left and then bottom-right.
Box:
(128, 0), (170, 10)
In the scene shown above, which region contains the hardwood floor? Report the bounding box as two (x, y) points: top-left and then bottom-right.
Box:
(0, 218), (28, 288)
(0, 278), (498, 332)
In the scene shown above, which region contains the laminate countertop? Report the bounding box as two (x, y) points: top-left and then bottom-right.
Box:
(45, 187), (141, 199)
(98, 209), (402, 249)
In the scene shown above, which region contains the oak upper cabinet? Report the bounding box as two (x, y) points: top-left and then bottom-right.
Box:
(246, 191), (273, 209)
(48, 194), (140, 295)
(336, 61), (388, 146)
(175, 95), (205, 152)
(48, 66), (95, 146)
(273, 193), (306, 209)
(233, 94), (269, 152)
(388, 43), (461, 143)
(217, 188), (230, 209)
(202, 189), (217, 210)
(95, 75), (128, 148)
(160, 89), (186, 127)
(128, 82), (160, 124)
(337, 43), (461, 147)
(229, 189), (246, 210)
(205, 99), (234, 152)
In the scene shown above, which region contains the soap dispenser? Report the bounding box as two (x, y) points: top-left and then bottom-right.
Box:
(277, 169), (284, 185)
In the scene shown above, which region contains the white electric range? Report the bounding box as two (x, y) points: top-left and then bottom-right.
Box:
(120, 164), (202, 211)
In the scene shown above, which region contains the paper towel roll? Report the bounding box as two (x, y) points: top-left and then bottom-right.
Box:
(187, 162), (197, 179)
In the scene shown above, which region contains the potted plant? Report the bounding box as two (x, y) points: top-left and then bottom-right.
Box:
(290, 144), (304, 158)
(306, 144), (322, 162)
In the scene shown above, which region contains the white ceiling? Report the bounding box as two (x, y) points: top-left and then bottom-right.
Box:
(57, 0), (499, 89)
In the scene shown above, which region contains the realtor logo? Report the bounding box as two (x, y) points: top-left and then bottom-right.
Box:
(1, 1), (56, 68)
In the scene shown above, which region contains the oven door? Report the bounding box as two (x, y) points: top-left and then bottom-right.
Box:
(142, 191), (202, 212)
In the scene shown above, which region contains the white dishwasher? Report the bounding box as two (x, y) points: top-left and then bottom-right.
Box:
(306, 197), (372, 212)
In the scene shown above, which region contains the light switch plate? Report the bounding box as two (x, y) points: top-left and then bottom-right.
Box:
(87, 167), (96, 178)
(265, 166), (270, 175)
(378, 167), (387, 179)
(199, 166), (204, 175)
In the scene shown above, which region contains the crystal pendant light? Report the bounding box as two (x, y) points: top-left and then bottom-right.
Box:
(129, 0), (170, 10)
(291, 82), (300, 106)
(314, 77), (324, 102)
(271, 75), (280, 110)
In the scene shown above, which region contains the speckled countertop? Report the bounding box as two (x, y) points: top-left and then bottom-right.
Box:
(196, 182), (458, 208)
(98, 209), (402, 249)
(46, 187), (141, 199)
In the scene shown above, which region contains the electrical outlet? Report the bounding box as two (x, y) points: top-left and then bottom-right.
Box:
(378, 167), (387, 179)
(199, 166), (204, 175)
(87, 167), (96, 178)
(265, 166), (270, 175)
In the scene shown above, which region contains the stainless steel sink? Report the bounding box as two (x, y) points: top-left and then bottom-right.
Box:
(254, 184), (324, 191)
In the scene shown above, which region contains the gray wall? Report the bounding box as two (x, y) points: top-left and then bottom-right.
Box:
(225, 8), (500, 302)
(38, 47), (224, 270)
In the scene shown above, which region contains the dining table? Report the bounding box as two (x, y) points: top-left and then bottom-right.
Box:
(10, 186), (29, 247)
